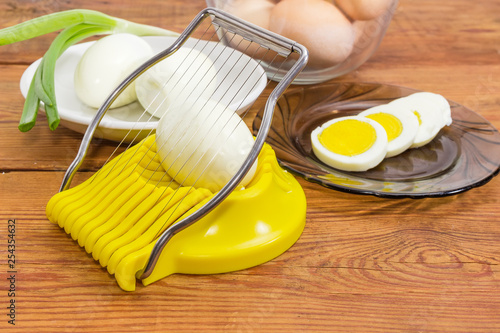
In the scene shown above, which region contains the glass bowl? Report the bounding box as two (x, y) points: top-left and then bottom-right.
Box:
(206, 0), (398, 84)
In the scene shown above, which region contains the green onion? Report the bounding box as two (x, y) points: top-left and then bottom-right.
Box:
(0, 9), (179, 132)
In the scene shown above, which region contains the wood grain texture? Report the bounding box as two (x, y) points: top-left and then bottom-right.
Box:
(1, 0), (500, 332)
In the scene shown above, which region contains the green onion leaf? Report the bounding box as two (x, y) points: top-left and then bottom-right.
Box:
(44, 103), (60, 131)
(18, 74), (41, 132)
(0, 9), (180, 132)
(33, 58), (54, 106)
(0, 10), (117, 46)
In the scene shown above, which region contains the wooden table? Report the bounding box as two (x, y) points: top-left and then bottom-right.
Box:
(1, 0), (499, 331)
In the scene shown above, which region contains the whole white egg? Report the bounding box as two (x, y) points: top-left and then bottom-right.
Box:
(74, 33), (154, 109)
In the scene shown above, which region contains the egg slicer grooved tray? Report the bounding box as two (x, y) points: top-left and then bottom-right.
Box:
(46, 7), (309, 291)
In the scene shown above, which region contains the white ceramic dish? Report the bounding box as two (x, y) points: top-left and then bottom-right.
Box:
(20, 36), (267, 142)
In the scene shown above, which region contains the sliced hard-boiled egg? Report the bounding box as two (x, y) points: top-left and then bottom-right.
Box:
(403, 92), (452, 128)
(311, 116), (388, 172)
(389, 92), (451, 148)
(358, 104), (419, 158)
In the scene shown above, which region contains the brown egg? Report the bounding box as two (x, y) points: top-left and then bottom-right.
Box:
(224, 0), (275, 29)
(335, 0), (393, 21)
(269, 0), (355, 68)
(223, 0), (278, 64)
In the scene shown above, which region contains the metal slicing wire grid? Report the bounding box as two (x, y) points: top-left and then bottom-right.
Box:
(81, 22), (291, 250)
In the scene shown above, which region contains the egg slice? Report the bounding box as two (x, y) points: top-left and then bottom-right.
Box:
(155, 98), (257, 193)
(404, 92), (452, 128)
(311, 116), (388, 172)
(358, 104), (419, 157)
(389, 92), (451, 148)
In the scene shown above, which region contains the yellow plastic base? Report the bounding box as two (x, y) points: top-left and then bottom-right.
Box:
(46, 135), (306, 291)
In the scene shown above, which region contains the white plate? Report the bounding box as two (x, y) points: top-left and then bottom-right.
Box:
(20, 36), (267, 142)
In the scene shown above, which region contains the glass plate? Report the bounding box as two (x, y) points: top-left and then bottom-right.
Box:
(252, 82), (500, 198)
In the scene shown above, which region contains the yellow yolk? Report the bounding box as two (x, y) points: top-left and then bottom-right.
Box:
(412, 110), (422, 125)
(365, 113), (402, 142)
(358, 104), (420, 158)
(319, 118), (377, 156)
(311, 116), (388, 172)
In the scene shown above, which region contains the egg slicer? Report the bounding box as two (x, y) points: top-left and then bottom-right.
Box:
(46, 7), (309, 291)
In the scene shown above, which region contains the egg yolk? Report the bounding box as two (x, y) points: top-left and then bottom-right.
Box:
(412, 110), (422, 125)
(319, 119), (377, 156)
(365, 113), (402, 142)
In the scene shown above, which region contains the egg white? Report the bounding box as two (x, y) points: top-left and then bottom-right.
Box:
(135, 47), (218, 119)
(389, 92), (451, 148)
(74, 33), (154, 109)
(358, 104), (419, 158)
(403, 92), (452, 128)
(311, 115), (388, 172)
(155, 98), (257, 193)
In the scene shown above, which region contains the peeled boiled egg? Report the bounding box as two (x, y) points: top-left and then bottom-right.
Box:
(389, 92), (451, 148)
(269, 0), (355, 68)
(311, 116), (388, 172)
(74, 33), (154, 109)
(135, 47), (218, 119)
(335, 0), (394, 21)
(358, 104), (419, 157)
(155, 98), (257, 193)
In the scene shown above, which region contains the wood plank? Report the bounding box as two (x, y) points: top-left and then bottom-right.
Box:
(1, 171), (500, 332)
